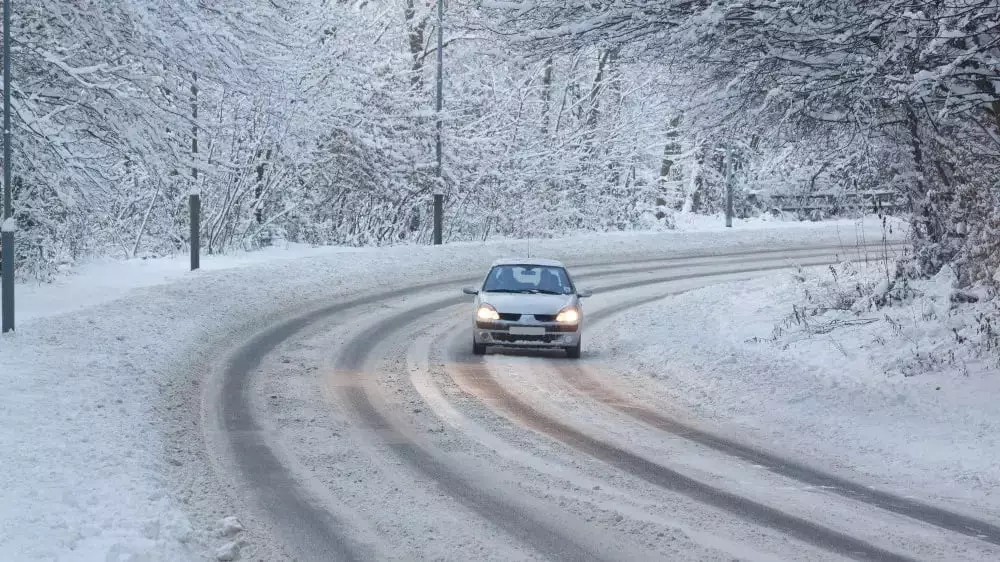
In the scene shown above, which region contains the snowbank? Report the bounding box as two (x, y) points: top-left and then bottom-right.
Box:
(595, 256), (1000, 517)
(0, 217), (905, 560)
(667, 211), (907, 234)
(8, 216), (905, 325)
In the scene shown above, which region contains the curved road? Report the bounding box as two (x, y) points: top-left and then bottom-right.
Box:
(202, 243), (1000, 561)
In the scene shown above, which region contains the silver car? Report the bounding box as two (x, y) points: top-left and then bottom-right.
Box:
(463, 258), (592, 358)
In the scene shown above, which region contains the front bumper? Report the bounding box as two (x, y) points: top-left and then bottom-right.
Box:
(474, 320), (581, 347)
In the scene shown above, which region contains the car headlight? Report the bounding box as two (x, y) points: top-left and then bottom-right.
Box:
(556, 307), (580, 324)
(476, 304), (500, 321)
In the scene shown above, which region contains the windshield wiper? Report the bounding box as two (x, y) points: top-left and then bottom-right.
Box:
(485, 288), (564, 295)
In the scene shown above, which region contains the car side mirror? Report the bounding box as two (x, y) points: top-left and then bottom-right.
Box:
(462, 286), (479, 295)
(577, 289), (593, 298)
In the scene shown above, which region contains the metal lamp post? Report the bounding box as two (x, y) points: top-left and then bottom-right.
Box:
(432, 0), (444, 246)
(2, 0), (14, 333)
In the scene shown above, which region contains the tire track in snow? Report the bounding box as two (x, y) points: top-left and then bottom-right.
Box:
(552, 298), (1000, 549)
(320, 252), (854, 561)
(450, 355), (910, 562)
(413, 253), (914, 560)
(441, 261), (913, 561)
(209, 244), (895, 560)
(214, 312), (374, 562)
(332, 297), (615, 562)
(410, 318), (821, 562)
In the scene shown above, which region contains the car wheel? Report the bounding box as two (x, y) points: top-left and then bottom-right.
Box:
(565, 342), (581, 359)
(473, 341), (487, 355)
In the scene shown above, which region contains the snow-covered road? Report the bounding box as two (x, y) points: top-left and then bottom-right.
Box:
(11, 217), (1000, 561)
(197, 238), (1000, 561)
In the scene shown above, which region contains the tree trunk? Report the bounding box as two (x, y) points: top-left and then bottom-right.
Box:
(587, 50), (611, 129)
(405, 0), (427, 90)
(541, 57), (553, 136)
(659, 114), (683, 209)
(254, 148), (271, 224)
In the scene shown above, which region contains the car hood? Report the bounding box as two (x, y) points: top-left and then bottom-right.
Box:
(480, 292), (574, 315)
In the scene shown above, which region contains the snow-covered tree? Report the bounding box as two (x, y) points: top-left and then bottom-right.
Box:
(482, 0), (1000, 285)
(7, 0), (698, 278)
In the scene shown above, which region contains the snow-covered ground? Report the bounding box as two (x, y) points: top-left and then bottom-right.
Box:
(594, 254), (1000, 519)
(0, 217), (907, 561)
(11, 214), (900, 324)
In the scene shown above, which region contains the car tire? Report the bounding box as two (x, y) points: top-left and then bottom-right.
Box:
(473, 341), (487, 356)
(565, 342), (581, 359)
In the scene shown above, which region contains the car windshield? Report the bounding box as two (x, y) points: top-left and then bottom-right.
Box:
(482, 265), (575, 294)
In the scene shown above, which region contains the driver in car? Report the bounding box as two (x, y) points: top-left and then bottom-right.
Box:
(539, 268), (566, 294)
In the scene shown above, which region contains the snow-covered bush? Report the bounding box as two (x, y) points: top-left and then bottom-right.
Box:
(774, 258), (1000, 375)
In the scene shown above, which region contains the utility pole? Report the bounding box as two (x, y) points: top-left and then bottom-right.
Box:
(190, 72), (200, 270)
(724, 144), (734, 228)
(432, 0), (444, 246)
(1, 0), (14, 333)
(191, 72), (198, 183)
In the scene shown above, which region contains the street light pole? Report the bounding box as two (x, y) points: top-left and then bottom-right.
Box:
(1, 0), (14, 333)
(432, 0), (444, 246)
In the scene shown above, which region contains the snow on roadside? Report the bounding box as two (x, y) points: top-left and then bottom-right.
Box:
(594, 255), (1000, 518)
(8, 241), (360, 323)
(0, 217), (904, 561)
(667, 211), (906, 234)
(6, 216), (904, 325)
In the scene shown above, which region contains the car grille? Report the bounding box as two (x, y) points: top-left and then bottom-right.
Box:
(498, 313), (522, 321)
(492, 333), (559, 343)
(532, 314), (557, 322)
(477, 323), (577, 333)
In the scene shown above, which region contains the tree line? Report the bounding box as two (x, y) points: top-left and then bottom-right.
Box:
(9, 1), (996, 287)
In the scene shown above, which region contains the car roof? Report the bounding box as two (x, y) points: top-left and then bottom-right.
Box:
(490, 257), (566, 268)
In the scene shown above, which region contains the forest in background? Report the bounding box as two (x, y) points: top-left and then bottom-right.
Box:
(7, 1), (999, 287)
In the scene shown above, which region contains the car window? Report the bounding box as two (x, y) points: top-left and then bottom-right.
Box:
(483, 265), (574, 294)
